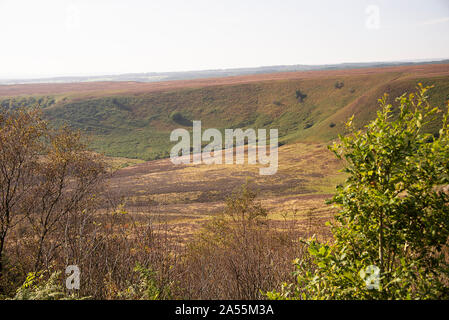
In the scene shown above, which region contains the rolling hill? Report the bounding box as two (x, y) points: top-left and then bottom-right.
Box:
(1, 63), (449, 161)
(2, 59), (448, 85)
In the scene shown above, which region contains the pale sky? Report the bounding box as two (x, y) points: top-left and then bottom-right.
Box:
(1, 0), (449, 79)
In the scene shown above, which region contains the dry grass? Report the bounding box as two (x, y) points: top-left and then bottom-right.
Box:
(101, 142), (344, 242)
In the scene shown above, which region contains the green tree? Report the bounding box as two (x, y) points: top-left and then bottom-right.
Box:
(268, 84), (449, 299)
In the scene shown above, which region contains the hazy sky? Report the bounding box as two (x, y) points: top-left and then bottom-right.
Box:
(1, 0), (449, 79)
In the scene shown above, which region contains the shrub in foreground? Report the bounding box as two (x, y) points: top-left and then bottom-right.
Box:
(268, 85), (449, 299)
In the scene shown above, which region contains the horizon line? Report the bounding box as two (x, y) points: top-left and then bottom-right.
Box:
(1, 57), (449, 84)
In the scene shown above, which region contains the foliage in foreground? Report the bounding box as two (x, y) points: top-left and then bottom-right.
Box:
(8, 271), (88, 300)
(0, 108), (106, 296)
(115, 263), (173, 300)
(180, 183), (306, 299)
(268, 85), (449, 299)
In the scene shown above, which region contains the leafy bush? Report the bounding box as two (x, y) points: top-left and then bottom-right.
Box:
(268, 84), (449, 299)
(9, 271), (85, 300)
(116, 263), (172, 300)
(169, 111), (193, 126)
(335, 81), (344, 89)
(304, 122), (314, 129)
(295, 89), (307, 103)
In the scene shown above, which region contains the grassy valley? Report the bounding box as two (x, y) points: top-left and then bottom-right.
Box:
(2, 63), (448, 246)
(2, 64), (449, 161)
(1, 63), (449, 300)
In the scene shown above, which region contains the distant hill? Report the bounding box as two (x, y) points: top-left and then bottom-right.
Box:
(1, 63), (449, 161)
(1, 59), (448, 85)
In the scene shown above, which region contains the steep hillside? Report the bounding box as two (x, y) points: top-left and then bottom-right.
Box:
(1, 64), (449, 160)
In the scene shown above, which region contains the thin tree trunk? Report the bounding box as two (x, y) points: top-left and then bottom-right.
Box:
(379, 211), (384, 273)
(0, 235), (5, 276)
(34, 232), (47, 272)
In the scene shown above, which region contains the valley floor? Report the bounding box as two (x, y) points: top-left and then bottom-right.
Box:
(104, 142), (344, 241)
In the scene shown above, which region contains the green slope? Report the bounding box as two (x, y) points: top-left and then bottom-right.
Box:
(2, 71), (449, 160)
